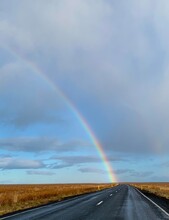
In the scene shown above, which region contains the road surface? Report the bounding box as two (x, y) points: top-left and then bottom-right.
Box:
(1, 185), (169, 220)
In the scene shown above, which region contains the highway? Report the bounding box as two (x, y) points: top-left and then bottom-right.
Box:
(1, 185), (169, 220)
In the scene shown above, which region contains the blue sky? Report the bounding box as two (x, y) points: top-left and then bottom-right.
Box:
(0, 0), (169, 183)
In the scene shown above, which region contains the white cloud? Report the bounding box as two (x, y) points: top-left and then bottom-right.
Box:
(0, 157), (45, 169)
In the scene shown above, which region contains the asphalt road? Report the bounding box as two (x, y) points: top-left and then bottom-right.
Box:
(1, 184), (169, 220)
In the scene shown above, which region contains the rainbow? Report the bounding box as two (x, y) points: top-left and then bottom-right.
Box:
(5, 46), (117, 183)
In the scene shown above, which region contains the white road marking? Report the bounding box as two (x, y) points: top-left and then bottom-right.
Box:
(97, 201), (103, 206)
(135, 188), (169, 217)
(110, 194), (112, 196)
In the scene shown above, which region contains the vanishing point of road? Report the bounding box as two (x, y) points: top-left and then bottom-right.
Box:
(1, 184), (169, 220)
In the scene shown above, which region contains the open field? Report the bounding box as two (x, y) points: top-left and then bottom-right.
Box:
(131, 183), (169, 199)
(0, 183), (117, 216)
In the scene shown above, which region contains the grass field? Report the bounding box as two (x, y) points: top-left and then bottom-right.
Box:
(0, 183), (117, 216)
(131, 183), (169, 199)
(1, 183), (168, 216)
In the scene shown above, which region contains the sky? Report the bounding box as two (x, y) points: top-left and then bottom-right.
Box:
(0, 0), (169, 183)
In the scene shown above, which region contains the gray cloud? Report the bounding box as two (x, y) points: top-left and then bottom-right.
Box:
(0, 0), (169, 171)
(27, 170), (55, 175)
(149, 175), (169, 182)
(129, 171), (153, 178)
(78, 167), (106, 174)
(0, 154), (13, 158)
(0, 137), (87, 153)
(51, 155), (100, 163)
(0, 157), (45, 170)
(50, 155), (101, 169)
(0, 180), (13, 184)
(115, 169), (154, 178)
(50, 155), (125, 169)
(115, 169), (131, 175)
(0, 62), (66, 128)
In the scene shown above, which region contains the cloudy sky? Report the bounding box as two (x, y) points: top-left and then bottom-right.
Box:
(0, 0), (169, 183)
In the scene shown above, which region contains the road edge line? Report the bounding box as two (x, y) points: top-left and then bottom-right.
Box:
(135, 187), (169, 217)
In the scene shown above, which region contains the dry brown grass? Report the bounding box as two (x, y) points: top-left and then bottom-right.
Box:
(131, 183), (169, 199)
(0, 183), (117, 216)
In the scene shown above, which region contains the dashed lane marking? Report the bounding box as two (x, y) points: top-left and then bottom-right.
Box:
(96, 201), (103, 206)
